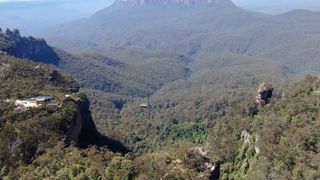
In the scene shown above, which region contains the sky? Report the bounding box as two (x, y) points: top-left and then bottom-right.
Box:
(232, 0), (317, 7)
(0, 0), (318, 10)
(0, 0), (315, 5)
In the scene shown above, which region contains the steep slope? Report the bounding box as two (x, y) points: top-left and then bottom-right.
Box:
(0, 55), (79, 99)
(0, 28), (60, 65)
(54, 48), (192, 98)
(0, 54), (79, 166)
(167, 9), (320, 73)
(0, 30), (192, 98)
(89, 51), (293, 153)
(1, 29), (300, 156)
(0, 54), (129, 180)
(208, 75), (320, 180)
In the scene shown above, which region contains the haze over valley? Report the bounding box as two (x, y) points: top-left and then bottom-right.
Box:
(0, 0), (320, 179)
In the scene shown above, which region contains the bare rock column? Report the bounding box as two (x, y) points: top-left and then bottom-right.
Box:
(256, 82), (273, 105)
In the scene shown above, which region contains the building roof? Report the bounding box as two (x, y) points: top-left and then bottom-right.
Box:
(28, 96), (52, 102)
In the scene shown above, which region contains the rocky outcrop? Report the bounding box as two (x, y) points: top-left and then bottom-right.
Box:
(0, 28), (60, 65)
(168, 147), (220, 180)
(241, 130), (251, 144)
(241, 130), (261, 154)
(65, 93), (129, 154)
(114, 0), (234, 6)
(3, 28), (48, 59)
(256, 82), (273, 105)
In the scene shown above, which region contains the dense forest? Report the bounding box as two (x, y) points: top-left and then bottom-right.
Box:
(0, 52), (319, 179)
(1, 0), (320, 179)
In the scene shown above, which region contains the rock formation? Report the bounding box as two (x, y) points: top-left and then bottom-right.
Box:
(114, 0), (234, 6)
(256, 82), (273, 105)
(0, 28), (59, 65)
(65, 93), (129, 154)
(241, 130), (261, 154)
(169, 147), (220, 180)
(4, 28), (48, 58)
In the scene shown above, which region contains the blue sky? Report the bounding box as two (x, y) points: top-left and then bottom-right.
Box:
(0, 0), (317, 9)
(232, 0), (317, 6)
(0, 0), (313, 5)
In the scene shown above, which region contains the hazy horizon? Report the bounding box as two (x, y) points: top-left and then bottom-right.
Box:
(0, 0), (319, 35)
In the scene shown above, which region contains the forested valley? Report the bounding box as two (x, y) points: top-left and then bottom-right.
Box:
(0, 0), (320, 179)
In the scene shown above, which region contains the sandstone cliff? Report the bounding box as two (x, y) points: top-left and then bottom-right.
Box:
(0, 28), (59, 65)
(256, 82), (273, 105)
(65, 93), (129, 154)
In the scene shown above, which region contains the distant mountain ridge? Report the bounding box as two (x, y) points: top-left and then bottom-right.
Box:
(42, 5), (320, 74)
(114, 0), (234, 6)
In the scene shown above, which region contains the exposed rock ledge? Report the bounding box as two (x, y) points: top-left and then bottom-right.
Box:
(65, 93), (129, 154)
(1, 28), (48, 60)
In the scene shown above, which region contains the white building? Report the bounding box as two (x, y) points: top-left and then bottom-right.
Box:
(15, 100), (38, 109)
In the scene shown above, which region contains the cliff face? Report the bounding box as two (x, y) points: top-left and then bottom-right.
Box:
(0, 28), (59, 65)
(65, 93), (129, 154)
(1, 28), (47, 58)
(114, 0), (234, 6)
(65, 93), (102, 148)
(256, 82), (273, 105)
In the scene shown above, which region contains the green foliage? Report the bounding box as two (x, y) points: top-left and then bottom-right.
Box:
(45, 4), (320, 76)
(0, 165), (9, 177)
(107, 157), (136, 180)
(0, 54), (80, 174)
(0, 54), (79, 99)
(168, 123), (208, 143)
(0, 34), (16, 54)
(70, 164), (85, 179)
(208, 75), (320, 180)
(245, 147), (255, 159)
(57, 168), (72, 180)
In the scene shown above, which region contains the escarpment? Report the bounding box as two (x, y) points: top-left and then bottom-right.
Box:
(0, 28), (60, 65)
(65, 93), (129, 154)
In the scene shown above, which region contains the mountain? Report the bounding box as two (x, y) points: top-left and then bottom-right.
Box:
(42, 1), (262, 48)
(1, 2), (319, 177)
(41, 1), (320, 75)
(0, 29), (295, 153)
